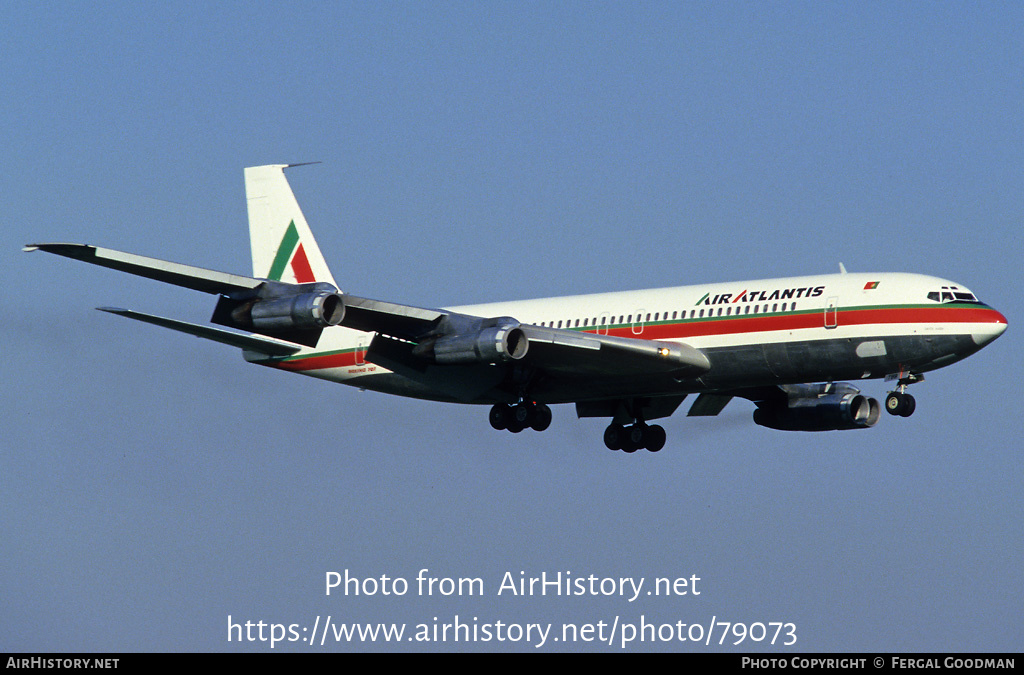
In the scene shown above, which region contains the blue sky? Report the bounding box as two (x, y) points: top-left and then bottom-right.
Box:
(3, 2), (1021, 651)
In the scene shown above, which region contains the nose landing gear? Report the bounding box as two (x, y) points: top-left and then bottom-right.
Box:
(885, 373), (922, 418)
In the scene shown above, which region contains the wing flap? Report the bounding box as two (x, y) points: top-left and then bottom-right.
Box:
(687, 393), (734, 417)
(520, 325), (710, 377)
(340, 295), (446, 339)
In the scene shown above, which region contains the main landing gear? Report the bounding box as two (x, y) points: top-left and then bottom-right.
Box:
(603, 422), (666, 453)
(489, 401), (552, 433)
(885, 373), (921, 418)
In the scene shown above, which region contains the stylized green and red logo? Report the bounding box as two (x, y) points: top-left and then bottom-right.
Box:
(268, 220), (316, 283)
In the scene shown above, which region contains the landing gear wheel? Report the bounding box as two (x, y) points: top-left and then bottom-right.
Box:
(530, 404), (552, 432)
(512, 403), (532, 427)
(621, 424), (646, 453)
(491, 401), (553, 433)
(899, 393), (916, 417)
(489, 404), (510, 430)
(645, 425), (666, 452)
(886, 392), (916, 417)
(604, 424), (625, 451)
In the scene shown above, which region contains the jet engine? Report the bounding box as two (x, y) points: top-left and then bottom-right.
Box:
(211, 281), (346, 347)
(418, 321), (529, 364)
(753, 383), (880, 431)
(248, 290), (345, 330)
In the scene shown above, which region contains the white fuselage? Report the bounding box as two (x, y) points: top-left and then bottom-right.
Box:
(249, 271), (1007, 405)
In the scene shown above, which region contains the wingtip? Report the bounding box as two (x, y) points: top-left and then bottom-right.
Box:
(21, 242), (94, 257)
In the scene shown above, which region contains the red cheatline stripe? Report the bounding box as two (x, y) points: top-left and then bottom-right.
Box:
(290, 243), (316, 283)
(268, 349), (364, 371)
(599, 305), (1004, 341)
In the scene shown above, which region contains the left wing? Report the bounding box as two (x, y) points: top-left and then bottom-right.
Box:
(23, 243), (261, 295)
(27, 242), (710, 391)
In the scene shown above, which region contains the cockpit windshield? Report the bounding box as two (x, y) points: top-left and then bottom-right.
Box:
(927, 286), (979, 304)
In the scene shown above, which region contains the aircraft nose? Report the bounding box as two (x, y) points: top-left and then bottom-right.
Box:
(972, 307), (1008, 346)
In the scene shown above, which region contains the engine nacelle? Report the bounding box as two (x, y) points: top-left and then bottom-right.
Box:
(753, 386), (880, 431)
(431, 323), (529, 364)
(248, 291), (345, 331)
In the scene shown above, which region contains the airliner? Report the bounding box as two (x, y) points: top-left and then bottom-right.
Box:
(26, 164), (1007, 452)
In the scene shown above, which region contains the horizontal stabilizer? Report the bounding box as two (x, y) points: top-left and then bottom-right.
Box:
(97, 307), (303, 356)
(25, 243), (261, 295)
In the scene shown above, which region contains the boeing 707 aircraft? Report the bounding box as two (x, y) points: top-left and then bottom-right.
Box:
(26, 164), (1007, 452)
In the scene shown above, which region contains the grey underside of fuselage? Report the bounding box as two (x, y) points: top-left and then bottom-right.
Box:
(342, 333), (980, 406)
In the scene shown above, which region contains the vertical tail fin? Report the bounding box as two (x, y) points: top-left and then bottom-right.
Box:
(244, 164), (338, 288)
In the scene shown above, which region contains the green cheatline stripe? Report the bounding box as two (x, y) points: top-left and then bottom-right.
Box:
(267, 221), (300, 281)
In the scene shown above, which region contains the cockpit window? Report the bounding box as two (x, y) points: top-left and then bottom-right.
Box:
(928, 287), (979, 303)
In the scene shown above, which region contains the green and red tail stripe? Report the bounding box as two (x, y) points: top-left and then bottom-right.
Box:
(267, 220), (316, 283)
